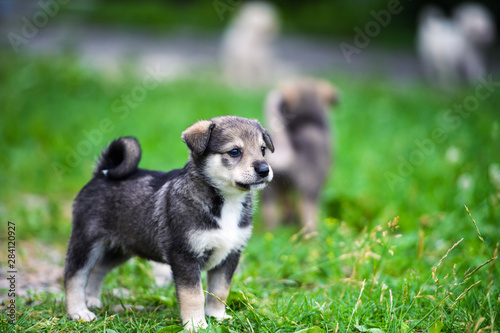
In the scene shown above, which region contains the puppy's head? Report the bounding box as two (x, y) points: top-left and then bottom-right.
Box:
(267, 77), (339, 126)
(182, 116), (274, 195)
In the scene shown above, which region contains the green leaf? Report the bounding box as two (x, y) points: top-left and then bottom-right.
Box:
(296, 327), (326, 333)
(156, 326), (186, 333)
(428, 321), (443, 333)
(354, 325), (385, 333)
(399, 322), (411, 333)
(106, 330), (119, 333)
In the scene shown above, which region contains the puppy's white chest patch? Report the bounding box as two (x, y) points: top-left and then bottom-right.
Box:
(188, 195), (252, 270)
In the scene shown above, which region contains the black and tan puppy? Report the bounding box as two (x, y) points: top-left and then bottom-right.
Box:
(261, 78), (338, 233)
(64, 116), (274, 331)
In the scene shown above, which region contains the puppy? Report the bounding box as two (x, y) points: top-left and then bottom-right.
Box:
(261, 78), (338, 233)
(64, 116), (274, 331)
(220, 1), (279, 87)
(417, 3), (495, 88)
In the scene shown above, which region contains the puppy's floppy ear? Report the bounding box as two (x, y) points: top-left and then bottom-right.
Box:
(181, 120), (215, 155)
(316, 80), (339, 106)
(259, 124), (275, 153)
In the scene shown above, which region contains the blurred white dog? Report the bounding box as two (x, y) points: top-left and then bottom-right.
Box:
(417, 3), (496, 88)
(220, 1), (279, 87)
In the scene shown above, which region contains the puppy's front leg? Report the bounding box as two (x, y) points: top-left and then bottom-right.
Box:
(177, 283), (206, 330)
(206, 251), (240, 320)
(171, 257), (207, 331)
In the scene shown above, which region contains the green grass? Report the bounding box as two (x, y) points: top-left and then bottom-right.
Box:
(0, 55), (499, 332)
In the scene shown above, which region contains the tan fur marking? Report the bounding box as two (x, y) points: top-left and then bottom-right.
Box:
(181, 120), (214, 155)
(315, 79), (339, 106)
(279, 77), (339, 107)
(279, 81), (301, 108)
(299, 198), (319, 233)
(177, 284), (207, 331)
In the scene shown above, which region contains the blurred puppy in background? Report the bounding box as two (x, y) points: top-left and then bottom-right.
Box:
(417, 3), (496, 89)
(220, 1), (279, 87)
(261, 78), (339, 233)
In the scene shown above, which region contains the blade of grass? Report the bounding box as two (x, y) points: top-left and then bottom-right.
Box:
(464, 205), (484, 242)
(346, 279), (366, 332)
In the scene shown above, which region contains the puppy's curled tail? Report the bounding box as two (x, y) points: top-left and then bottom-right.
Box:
(95, 137), (141, 179)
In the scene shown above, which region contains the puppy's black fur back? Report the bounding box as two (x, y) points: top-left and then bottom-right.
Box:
(95, 137), (141, 180)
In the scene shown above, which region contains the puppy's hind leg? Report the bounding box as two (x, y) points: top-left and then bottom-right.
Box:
(261, 185), (282, 230)
(64, 237), (106, 321)
(299, 196), (319, 235)
(150, 261), (173, 287)
(86, 248), (131, 308)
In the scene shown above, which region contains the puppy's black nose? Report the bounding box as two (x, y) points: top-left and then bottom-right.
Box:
(255, 164), (270, 178)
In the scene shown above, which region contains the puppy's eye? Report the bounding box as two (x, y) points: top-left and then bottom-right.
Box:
(261, 147), (266, 156)
(228, 149), (242, 157)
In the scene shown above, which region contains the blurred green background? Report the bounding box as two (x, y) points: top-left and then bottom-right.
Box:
(1, 0), (499, 243)
(40, 0), (500, 42)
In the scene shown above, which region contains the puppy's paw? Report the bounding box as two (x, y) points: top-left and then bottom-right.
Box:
(184, 318), (208, 332)
(69, 309), (97, 321)
(86, 296), (103, 308)
(206, 306), (232, 321)
(212, 312), (232, 321)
